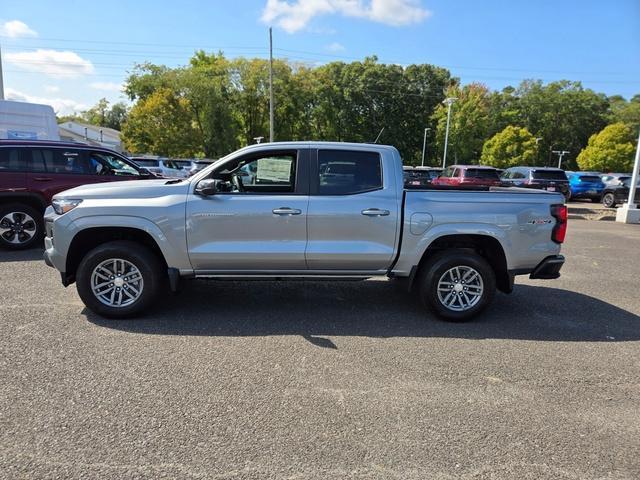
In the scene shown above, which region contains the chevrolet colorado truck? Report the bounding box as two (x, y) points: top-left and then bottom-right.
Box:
(43, 142), (566, 321)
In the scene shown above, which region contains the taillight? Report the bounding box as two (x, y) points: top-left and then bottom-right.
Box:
(551, 204), (568, 243)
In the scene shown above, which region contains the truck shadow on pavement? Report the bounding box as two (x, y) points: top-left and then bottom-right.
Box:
(85, 280), (640, 346)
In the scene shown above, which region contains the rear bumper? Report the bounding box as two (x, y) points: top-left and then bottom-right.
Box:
(529, 255), (565, 279)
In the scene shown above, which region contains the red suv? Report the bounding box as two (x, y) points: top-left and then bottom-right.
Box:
(0, 140), (155, 249)
(432, 165), (502, 187)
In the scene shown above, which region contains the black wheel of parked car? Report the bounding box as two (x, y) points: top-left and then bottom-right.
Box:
(76, 240), (165, 319)
(419, 249), (496, 322)
(602, 193), (616, 208)
(0, 203), (43, 250)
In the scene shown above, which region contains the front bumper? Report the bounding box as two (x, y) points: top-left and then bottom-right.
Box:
(529, 255), (565, 279)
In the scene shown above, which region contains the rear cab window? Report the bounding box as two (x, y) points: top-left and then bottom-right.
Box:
(317, 150), (382, 195)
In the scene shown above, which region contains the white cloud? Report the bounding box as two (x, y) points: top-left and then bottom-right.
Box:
(5, 49), (94, 78)
(89, 81), (124, 92)
(262, 0), (431, 33)
(44, 85), (60, 93)
(325, 41), (345, 52)
(5, 88), (88, 116)
(0, 20), (37, 38)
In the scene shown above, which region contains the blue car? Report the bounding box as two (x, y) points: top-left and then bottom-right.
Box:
(567, 172), (605, 202)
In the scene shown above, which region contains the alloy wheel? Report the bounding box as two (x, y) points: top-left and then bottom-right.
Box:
(90, 258), (144, 307)
(0, 211), (37, 245)
(436, 265), (484, 312)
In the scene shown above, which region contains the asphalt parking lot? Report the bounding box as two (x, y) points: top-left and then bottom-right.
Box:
(1, 220), (639, 479)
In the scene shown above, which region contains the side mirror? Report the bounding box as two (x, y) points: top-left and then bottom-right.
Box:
(195, 179), (219, 196)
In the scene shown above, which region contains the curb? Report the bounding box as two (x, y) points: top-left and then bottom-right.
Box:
(567, 206), (616, 222)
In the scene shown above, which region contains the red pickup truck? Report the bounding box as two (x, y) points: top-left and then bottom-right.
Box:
(432, 165), (502, 187)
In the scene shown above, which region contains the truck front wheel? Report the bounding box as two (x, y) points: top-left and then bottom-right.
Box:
(76, 240), (165, 319)
(419, 250), (496, 322)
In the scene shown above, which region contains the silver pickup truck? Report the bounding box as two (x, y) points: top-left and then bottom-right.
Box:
(43, 142), (566, 321)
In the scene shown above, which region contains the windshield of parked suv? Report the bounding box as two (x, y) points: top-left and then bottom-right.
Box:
(89, 152), (140, 176)
(532, 170), (567, 180)
(465, 168), (499, 179)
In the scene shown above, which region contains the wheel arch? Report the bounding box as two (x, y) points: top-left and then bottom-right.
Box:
(409, 233), (511, 294)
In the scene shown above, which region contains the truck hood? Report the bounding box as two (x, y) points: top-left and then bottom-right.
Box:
(53, 179), (189, 200)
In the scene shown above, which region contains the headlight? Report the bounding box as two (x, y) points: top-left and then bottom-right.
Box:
(52, 198), (83, 215)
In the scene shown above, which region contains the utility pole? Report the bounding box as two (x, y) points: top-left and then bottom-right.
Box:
(535, 137), (542, 165)
(552, 150), (570, 169)
(0, 43), (5, 100)
(421, 127), (430, 167)
(442, 97), (457, 168)
(268, 27), (274, 143)
(627, 130), (640, 207)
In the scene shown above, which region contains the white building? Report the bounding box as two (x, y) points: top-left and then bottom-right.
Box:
(58, 121), (122, 152)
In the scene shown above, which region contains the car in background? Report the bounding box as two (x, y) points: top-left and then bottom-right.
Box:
(173, 159), (195, 175)
(567, 172), (604, 202)
(600, 173), (631, 186)
(129, 156), (188, 178)
(601, 177), (640, 208)
(500, 166), (570, 198)
(0, 140), (156, 249)
(402, 166), (441, 187)
(432, 165), (502, 187)
(188, 159), (217, 176)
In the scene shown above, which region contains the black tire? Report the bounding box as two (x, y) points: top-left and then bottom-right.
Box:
(76, 240), (165, 319)
(0, 203), (43, 250)
(602, 192), (616, 208)
(418, 249), (496, 322)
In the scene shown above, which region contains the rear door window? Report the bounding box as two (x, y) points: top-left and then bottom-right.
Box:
(465, 168), (499, 179)
(0, 148), (24, 171)
(317, 150), (382, 195)
(29, 148), (90, 174)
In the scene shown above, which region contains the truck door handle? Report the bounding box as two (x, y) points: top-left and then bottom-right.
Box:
(272, 207), (302, 215)
(361, 208), (390, 216)
(33, 177), (52, 182)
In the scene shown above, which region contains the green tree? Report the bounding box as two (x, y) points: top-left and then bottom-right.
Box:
(121, 88), (202, 157)
(576, 122), (636, 172)
(480, 126), (538, 168)
(432, 83), (492, 164)
(608, 94), (640, 132)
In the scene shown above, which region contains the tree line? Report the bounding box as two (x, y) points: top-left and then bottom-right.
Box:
(72, 52), (640, 172)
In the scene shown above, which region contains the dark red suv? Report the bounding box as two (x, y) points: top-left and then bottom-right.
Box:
(0, 140), (155, 249)
(432, 165), (502, 187)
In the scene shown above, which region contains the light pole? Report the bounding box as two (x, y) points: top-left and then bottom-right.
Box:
(552, 150), (570, 169)
(421, 127), (431, 166)
(268, 27), (274, 142)
(442, 97), (457, 168)
(535, 137), (542, 165)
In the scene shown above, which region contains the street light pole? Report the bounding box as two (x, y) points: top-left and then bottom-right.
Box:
(268, 27), (274, 143)
(421, 127), (430, 167)
(627, 130), (640, 207)
(535, 137), (542, 165)
(552, 150), (570, 169)
(442, 97), (457, 169)
(0, 43), (5, 100)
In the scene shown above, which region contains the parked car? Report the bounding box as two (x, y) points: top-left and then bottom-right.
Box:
(500, 166), (570, 198)
(129, 156), (188, 178)
(601, 177), (640, 208)
(0, 140), (155, 249)
(188, 160), (217, 176)
(600, 173), (631, 186)
(403, 166), (441, 187)
(567, 172), (604, 202)
(432, 165), (502, 187)
(173, 159), (195, 175)
(43, 142), (566, 322)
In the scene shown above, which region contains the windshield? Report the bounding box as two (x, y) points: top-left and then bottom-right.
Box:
(90, 152), (140, 176)
(174, 160), (193, 168)
(533, 170), (567, 180)
(464, 168), (499, 179)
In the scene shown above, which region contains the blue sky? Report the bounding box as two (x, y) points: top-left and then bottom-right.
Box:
(1, 0), (638, 115)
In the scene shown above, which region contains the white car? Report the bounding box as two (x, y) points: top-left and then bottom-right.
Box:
(129, 157), (188, 178)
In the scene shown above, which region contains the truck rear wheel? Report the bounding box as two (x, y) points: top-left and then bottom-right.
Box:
(419, 250), (496, 322)
(76, 240), (165, 319)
